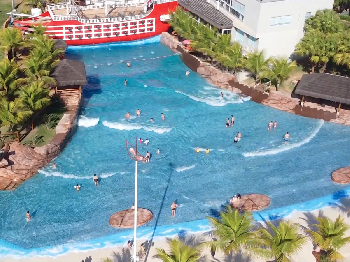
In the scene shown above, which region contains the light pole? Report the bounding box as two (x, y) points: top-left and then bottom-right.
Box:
(126, 138), (143, 262)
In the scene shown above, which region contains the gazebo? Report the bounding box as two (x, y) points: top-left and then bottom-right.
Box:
(294, 73), (350, 111)
(53, 39), (68, 51)
(51, 59), (87, 91)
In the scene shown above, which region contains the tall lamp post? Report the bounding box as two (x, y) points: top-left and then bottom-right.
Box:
(126, 138), (144, 262)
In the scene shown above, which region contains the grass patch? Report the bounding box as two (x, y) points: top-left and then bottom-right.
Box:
(279, 66), (306, 93)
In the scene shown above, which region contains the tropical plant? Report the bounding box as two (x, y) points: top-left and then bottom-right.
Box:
(19, 81), (50, 113)
(29, 34), (63, 60)
(307, 215), (350, 262)
(266, 58), (297, 90)
(0, 27), (26, 60)
(24, 48), (57, 85)
(216, 42), (244, 73)
(31, 24), (47, 36)
(206, 206), (260, 256)
(155, 238), (201, 262)
(333, 0), (350, 13)
(254, 221), (306, 262)
(245, 50), (270, 83)
(24, 0), (43, 9)
(0, 59), (21, 99)
(304, 10), (344, 34)
(0, 99), (31, 131)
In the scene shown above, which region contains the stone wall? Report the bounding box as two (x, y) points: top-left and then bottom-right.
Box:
(0, 89), (82, 190)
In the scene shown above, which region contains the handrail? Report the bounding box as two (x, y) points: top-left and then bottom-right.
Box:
(0, 132), (20, 142)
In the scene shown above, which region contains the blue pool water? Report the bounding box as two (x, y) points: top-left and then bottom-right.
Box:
(1, 36), (350, 256)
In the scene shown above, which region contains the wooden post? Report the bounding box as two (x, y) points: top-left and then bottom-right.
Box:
(302, 96), (305, 103)
(16, 131), (19, 142)
(337, 103), (341, 116)
(79, 85), (82, 93)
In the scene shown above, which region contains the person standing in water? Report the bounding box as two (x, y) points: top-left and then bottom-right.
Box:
(226, 118), (230, 127)
(268, 121), (273, 130)
(231, 115), (235, 126)
(74, 184), (81, 191)
(284, 132), (290, 142)
(161, 113), (165, 121)
(125, 112), (130, 119)
(127, 62), (131, 67)
(136, 109), (141, 116)
(274, 121), (277, 130)
(124, 79), (127, 86)
(221, 92), (224, 97)
(171, 201), (178, 217)
(150, 118), (154, 123)
(145, 151), (150, 162)
(93, 174), (99, 186)
(186, 70), (190, 76)
(26, 211), (31, 221)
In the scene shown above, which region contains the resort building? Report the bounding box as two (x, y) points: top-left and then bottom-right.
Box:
(178, 0), (334, 58)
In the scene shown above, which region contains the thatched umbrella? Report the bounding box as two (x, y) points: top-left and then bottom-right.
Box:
(332, 167), (350, 184)
(51, 59), (87, 87)
(53, 39), (68, 51)
(231, 194), (270, 212)
(109, 208), (153, 228)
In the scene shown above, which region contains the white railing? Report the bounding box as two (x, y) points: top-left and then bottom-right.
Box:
(45, 18), (155, 41)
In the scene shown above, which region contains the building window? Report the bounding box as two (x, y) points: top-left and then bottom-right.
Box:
(270, 15), (292, 26)
(247, 35), (256, 48)
(235, 29), (244, 44)
(305, 12), (311, 20)
(219, 0), (245, 19)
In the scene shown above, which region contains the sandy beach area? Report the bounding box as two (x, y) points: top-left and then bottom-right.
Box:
(3, 200), (350, 262)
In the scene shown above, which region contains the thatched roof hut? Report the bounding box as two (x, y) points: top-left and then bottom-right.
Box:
(53, 39), (68, 50)
(51, 59), (87, 87)
(295, 74), (350, 105)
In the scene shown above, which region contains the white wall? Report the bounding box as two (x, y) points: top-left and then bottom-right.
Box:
(256, 0), (334, 58)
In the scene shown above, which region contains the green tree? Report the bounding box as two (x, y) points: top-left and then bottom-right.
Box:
(19, 81), (50, 113)
(29, 34), (63, 61)
(0, 59), (21, 99)
(304, 10), (344, 34)
(255, 221), (306, 262)
(267, 58), (297, 90)
(31, 24), (47, 36)
(155, 238), (201, 262)
(0, 27), (26, 60)
(333, 0), (350, 13)
(334, 34), (350, 68)
(307, 215), (350, 262)
(206, 206), (260, 256)
(216, 42), (244, 73)
(244, 50), (270, 83)
(0, 99), (31, 131)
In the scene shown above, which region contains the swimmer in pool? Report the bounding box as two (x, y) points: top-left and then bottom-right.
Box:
(268, 121), (273, 131)
(26, 211), (31, 221)
(136, 109), (141, 116)
(161, 113), (165, 121)
(139, 138), (143, 144)
(127, 62), (131, 67)
(206, 149), (210, 154)
(195, 148), (200, 153)
(226, 118), (230, 128)
(231, 115), (235, 126)
(284, 132), (290, 142)
(237, 132), (242, 139)
(93, 174), (99, 186)
(171, 201), (178, 217)
(74, 184), (81, 191)
(221, 92), (224, 98)
(52, 163), (57, 169)
(274, 121), (277, 130)
(186, 70), (190, 76)
(156, 148), (160, 154)
(124, 79), (127, 86)
(125, 112), (130, 119)
(150, 118), (154, 123)
(145, 151), (150, 163)
(144, 139), (149, 146)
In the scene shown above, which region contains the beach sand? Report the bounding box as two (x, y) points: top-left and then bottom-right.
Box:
(3, 201), (350, 262)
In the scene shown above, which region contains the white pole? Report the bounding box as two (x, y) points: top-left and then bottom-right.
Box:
(133, 160), (138, 262)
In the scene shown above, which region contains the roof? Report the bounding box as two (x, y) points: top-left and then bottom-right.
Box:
(294, 73), (350, 104)
(51, 59), (87, 87)
(178, 0), (233, 29)
(53, 39), (68, 50)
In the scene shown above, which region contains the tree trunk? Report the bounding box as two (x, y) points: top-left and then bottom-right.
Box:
(320, 62), (327, 73)
(12, 48), (15, 61)
(311, 65), (315, 73)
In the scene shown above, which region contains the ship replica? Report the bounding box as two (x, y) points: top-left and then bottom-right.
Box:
(14, 0), (178, 45)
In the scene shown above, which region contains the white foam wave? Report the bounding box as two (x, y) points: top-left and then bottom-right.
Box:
(175, 90), (242, 107)
(102, 121), (172, 134)
(175, 165), (196, 172)
(39, 170), (125, 179)
(240, 96), (251, 101)
(243, 120), (324, 157)
(78, 116), (99, 127)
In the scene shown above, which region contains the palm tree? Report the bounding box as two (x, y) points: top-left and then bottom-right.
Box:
(19, 81), (50, 113)
(307, 215), (350, 262)
(31, 24), (47, 36)
(0, 98), (31, 131)
(29, 34), (63, 61)
(0, 27), (26, 60)
(24, 48), (57, 86)
(155, 238), (201, 262)
(0, 59), (21, 99)
(255, 221), (306, 262)
(244, 50), (270, 84)
(267, 58), (297, 91)
(206, 206), (260, 256)
(216, 42), (244, 73)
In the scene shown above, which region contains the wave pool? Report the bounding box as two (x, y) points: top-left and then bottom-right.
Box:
(1, 36), (350, 256)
